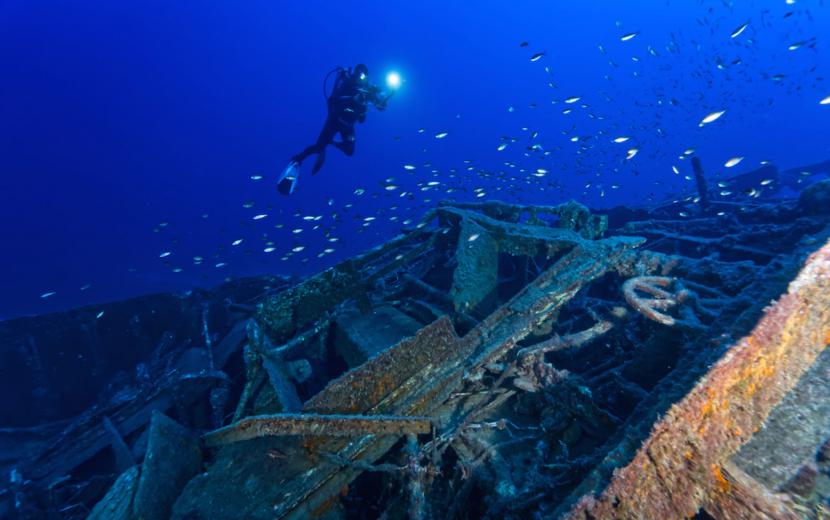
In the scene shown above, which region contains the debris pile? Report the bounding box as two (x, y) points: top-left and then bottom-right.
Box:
(2, 164), (830, 519)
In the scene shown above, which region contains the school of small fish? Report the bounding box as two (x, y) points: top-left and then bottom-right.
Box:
(37, 2), (827, 304)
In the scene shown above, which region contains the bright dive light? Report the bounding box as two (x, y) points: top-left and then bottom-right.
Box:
(386, 71), (402, 90)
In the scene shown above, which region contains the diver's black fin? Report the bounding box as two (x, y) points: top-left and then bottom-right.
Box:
(277, 161), (300, 195)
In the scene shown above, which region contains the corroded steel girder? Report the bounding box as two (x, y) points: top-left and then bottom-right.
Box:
(203, 413), (431, 447)
(566, 239), (830, 520)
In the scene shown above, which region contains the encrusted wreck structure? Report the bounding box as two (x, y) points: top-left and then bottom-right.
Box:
(2, 162), (830, 519)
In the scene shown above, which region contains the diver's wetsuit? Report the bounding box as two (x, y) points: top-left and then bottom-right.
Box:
(292, 67), (387, 175)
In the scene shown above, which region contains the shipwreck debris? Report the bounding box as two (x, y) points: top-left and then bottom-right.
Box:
(622, 275), (692, 326)
(203, 413), (432, 447)
(565, 237), (830, 520)
(4, 173), (830, 519)
(88, 412), (200, 520)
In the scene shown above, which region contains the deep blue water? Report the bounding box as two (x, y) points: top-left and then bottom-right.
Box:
(1, 0), (828, 319)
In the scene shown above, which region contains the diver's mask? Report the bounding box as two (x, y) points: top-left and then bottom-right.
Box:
(354, 64), (369, 83)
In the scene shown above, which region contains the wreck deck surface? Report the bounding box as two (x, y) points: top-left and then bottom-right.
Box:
(2, 167), (830, 519)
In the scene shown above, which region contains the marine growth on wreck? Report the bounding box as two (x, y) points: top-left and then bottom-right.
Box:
(2, 2), (830, 519)
(2, 160), (830, 519)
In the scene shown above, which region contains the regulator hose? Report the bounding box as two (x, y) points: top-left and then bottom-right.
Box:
(323, 66), (345, 100)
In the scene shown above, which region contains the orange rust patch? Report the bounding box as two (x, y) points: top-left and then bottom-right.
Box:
(563, 240), (830, 520)
(301, 435), (326, 456)
(711, 464), (730, 493)
(310, 493), (339, 517)
(739, 354), (776, 385)
(697, 400), (713, 435)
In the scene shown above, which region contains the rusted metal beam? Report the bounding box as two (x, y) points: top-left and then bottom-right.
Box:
(516, 320), (613, 361)
(566, 239), (830, 520)
(203, 413), (431, 447)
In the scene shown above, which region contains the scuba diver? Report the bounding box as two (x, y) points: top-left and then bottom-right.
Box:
(278, 64), (392, 195)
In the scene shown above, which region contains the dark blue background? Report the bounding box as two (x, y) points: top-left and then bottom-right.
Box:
(1, 0), (828, 318)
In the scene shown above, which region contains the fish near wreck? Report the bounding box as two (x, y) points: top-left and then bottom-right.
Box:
(5, 182), (830, 518)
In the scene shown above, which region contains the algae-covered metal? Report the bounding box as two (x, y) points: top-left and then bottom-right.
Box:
(6, 188), (830, 519)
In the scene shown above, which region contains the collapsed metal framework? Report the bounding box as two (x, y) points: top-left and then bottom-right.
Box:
(5, 171), (830, 518)
(170, 200), (651, 519)
(172, 194), (829, 518)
